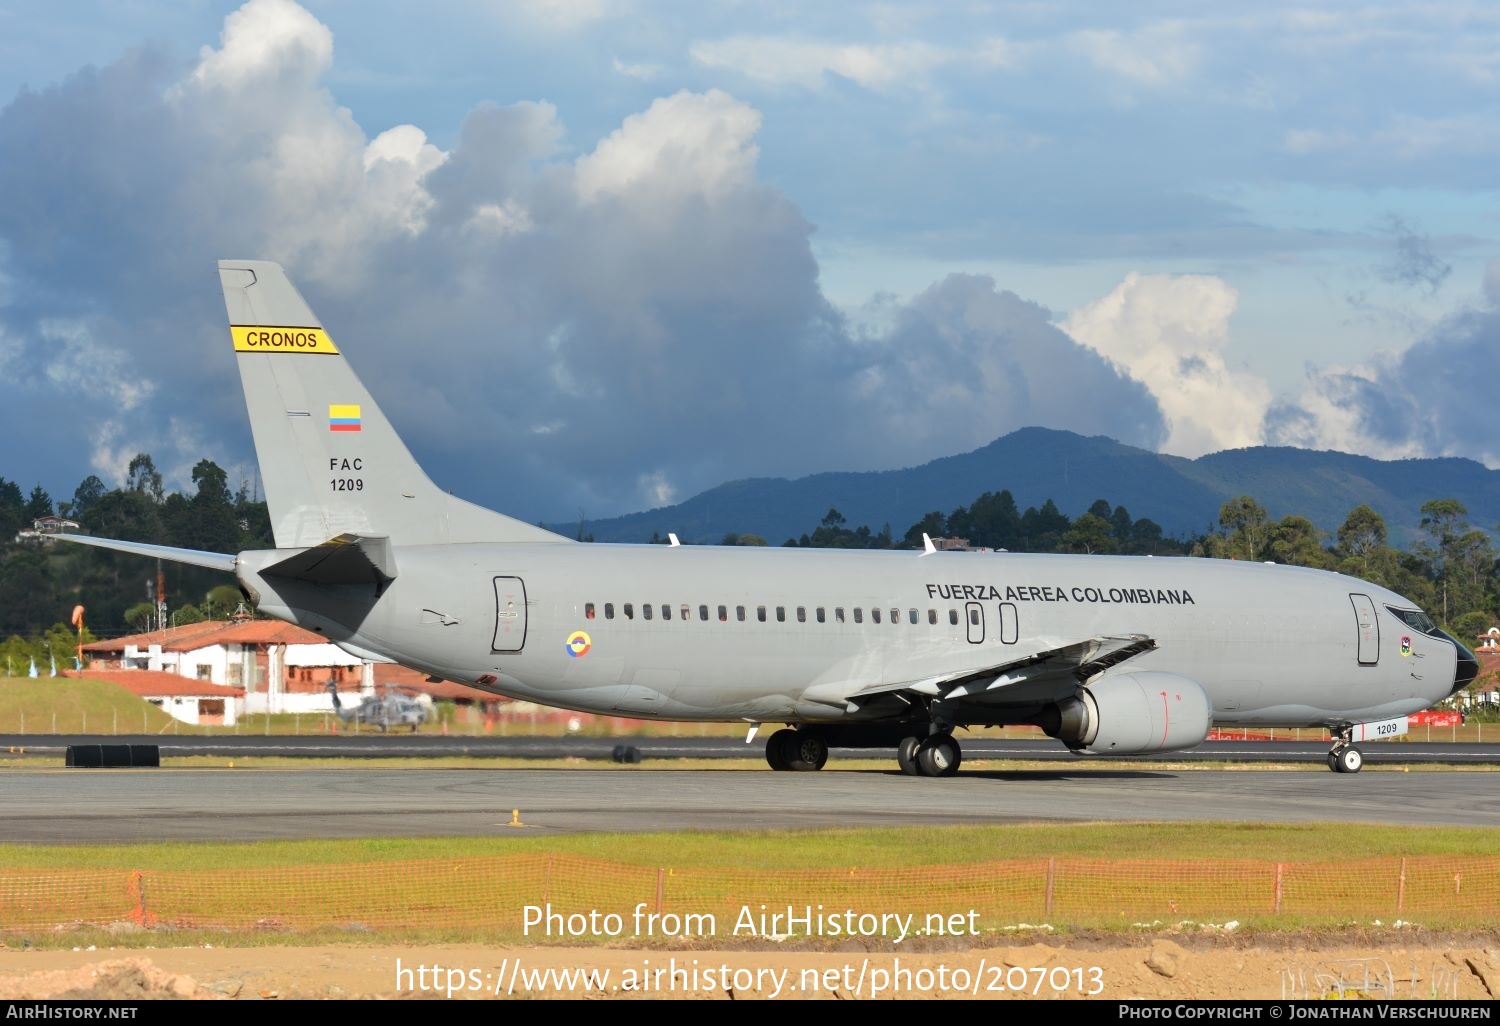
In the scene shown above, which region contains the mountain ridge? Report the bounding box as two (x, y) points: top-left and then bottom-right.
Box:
(549, 428), (1499, 547)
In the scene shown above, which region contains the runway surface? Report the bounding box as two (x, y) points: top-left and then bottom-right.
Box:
(5, 733), (1500, 765)
(4, 762), (1499, 842)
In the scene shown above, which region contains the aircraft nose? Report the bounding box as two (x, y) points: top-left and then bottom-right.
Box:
(1446, 633), (1480, 696)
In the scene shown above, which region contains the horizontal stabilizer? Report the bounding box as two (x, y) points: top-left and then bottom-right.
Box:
(262, 533), (397, 587)
(49, 534), (238, 574)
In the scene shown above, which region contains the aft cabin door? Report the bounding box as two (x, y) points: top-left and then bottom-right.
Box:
(1349, 593), (1378, 666)
(493, 577), (528, 653)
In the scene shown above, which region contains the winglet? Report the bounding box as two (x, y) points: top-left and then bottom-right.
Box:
(668, 533), (681, 547)
(921, 533), (937, 556)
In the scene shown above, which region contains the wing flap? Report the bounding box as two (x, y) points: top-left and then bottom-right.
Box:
(847, 634), (1157, 709)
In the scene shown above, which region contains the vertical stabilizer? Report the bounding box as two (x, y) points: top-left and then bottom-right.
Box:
(219, 260), (568, 548)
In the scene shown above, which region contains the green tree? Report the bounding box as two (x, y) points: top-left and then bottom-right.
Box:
(0, 478), (24, 541)
(1218, 495), (1269, 562)
(1060, 512), (1114, 554)
(1268, 515), (1334, 568)
(1336, 505), (1387, 575)
(126, 453), (164, 503)
(1416, 499), (1473, 624)
(69, 475), (107, 521)
(902, 511), (948, 549)
(23, 484), (52, 522)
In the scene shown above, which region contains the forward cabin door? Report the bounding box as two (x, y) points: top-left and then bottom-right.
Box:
(1349, 593), (1378, 666)
(493, 576), (528, 652)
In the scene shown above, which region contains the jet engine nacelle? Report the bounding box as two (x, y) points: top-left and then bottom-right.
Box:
(1042, 671), (1213, 756)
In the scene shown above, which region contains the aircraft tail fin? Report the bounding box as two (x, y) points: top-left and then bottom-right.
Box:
(218, 260), (568, 549)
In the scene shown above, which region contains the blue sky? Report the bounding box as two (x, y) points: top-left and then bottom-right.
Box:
(1, 0), (1497, 524)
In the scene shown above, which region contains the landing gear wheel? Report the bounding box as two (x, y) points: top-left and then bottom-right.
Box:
(765, 728), (796, 771)
(1333, 745), (1363, 774)
(896, 736), (921, 776)
(915, 735), (962, 777)
(785, 733), (828, 771)
(1327, 751), (1339, 772)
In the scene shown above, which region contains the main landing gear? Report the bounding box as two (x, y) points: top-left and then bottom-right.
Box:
(897, 733), (961, 777)
(1327, 726), (1363, 774)
(765, 728), (828, 772)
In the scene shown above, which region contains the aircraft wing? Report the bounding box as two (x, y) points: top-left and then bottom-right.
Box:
(845, 634), (1156, 711)
(47, 533), (238, 574)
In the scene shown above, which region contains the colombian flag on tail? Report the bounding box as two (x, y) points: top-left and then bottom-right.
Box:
(329, 404), (362, 432)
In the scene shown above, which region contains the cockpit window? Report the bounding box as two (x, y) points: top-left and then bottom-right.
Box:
(1386, 606), (1441, 636)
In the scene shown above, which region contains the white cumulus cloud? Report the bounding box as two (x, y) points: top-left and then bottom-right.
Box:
(1063, 273), (1271, 457)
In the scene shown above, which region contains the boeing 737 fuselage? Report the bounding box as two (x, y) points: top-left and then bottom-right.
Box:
(59, 261), (1480, 777)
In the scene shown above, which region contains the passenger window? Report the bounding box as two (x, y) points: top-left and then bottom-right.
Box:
(681, 604), (691, 621)
(872, 608), (882, 624)
(908, 608), (918, 624)
(585, 602), (596, 620)
(854, 608), (863, 624)
(643, 604), (652, 620)
(835, 607), (845, 623)
(737, 605), (746, 621)
(891, 608), (899, 624)
(969, 608), (979, 626)
(797, 607), (806, 623)
(776, 606), (786, 622)
(718, 605), (727, 622)
(605, 603), (615, 620)
(949, 609), (958, 626)
(927, 609), (936, 625)
(816, 608), (825, 623)
(663, 605), (672, 620)
(624, 603), (633, 620)
(757, 606), (767, 623)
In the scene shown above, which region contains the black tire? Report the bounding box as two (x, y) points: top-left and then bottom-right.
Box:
(896, 736), (921, 776)
(916, 735), (962, 777)
(1327, 751), (1340, 772)
(765, 729), (797, 771)
(1336, 746), (1363, 774)
(786, 733), (828, 772)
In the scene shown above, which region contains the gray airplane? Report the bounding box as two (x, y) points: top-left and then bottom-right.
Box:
(60, 260), (1480, 776)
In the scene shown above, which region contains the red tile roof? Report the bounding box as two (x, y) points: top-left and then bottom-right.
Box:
(63, 669), (244, 698)
(84, 618), (326, 652)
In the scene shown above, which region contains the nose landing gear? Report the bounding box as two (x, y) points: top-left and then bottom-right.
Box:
(1327, 726), (1363, 773)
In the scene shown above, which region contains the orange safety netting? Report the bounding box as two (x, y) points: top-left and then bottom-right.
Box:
(2, 854), (1496, 935)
